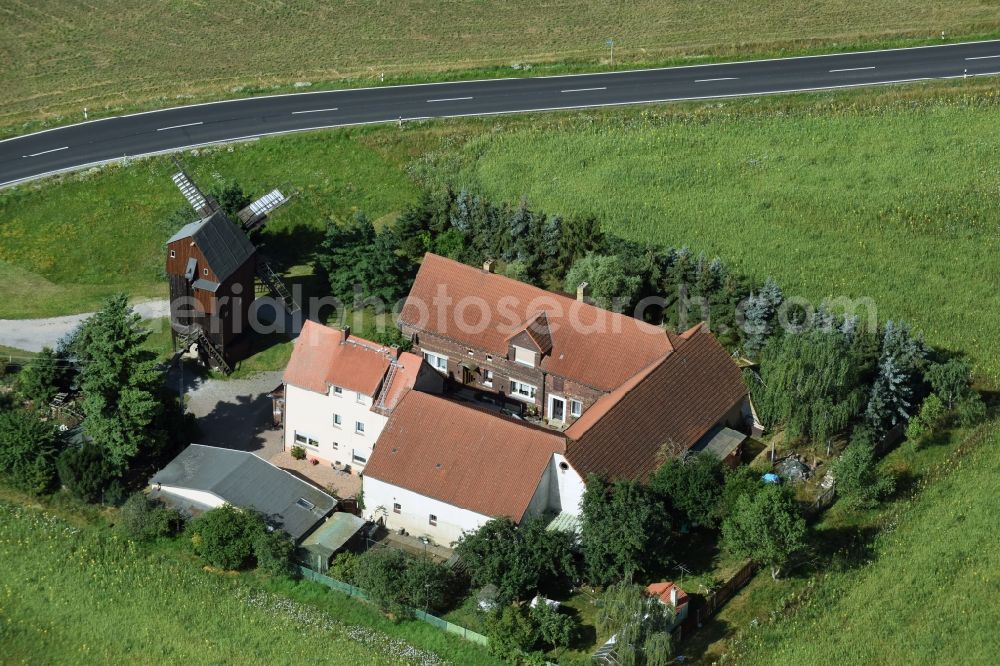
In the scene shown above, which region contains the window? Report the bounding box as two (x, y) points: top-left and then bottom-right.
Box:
(486, 354), (493, 362)
(332, 442), (339, 450)
(169, 249), (176, 258)
(296, 498), (315, 510)
(570, 399), (583, 418)
(393, 502), (401, 514)
(333, 413), (342, 427)
(549, 395), (566, 422)
(467, 349), (474, 357)
(513, 345), (535, 367)
(423, 351), (449, 373)
(429, 514), (438, 526)
(332, 385), (343, 396)
(355, 421), (365, 435)
(355, 391), (364, 404)
(483, 369), (494, 388)
(509, 379), (537, 401)
(293, 431), (319, 448)
(203, 268), (209, 276)
(352, 450), (368, 464)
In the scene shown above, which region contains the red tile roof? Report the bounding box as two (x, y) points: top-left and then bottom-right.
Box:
(565, 323), (747, 481)
(399, 253), (672, 391)
(647, 582), (689, 608)
(364, 391), (567, 521)
(283, 320), (396, 397)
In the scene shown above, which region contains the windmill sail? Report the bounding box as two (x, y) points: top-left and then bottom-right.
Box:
(238, 189), (287, 231)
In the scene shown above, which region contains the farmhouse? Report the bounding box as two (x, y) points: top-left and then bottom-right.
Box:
(150, 444), (336, 543)
(362, 390), (570, 544)
(398, 253), (674, 424)
(279, 255), (749, 545)
(281, 320), (444, 473)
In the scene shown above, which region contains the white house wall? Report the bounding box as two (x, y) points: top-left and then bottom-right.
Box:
(284, 383), (388, 471)
(553, 453), (587, 516)
(363, 476), (493, 547)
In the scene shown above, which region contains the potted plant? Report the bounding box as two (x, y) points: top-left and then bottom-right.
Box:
(290, 445), (306, 460)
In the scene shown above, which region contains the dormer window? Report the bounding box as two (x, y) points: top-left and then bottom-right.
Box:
(512, 345), (535, 368)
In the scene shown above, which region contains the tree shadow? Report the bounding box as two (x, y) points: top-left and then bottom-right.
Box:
(254, 223), (326, 275)
(677, 615), (733, 664)
(195, 391), (273, 455)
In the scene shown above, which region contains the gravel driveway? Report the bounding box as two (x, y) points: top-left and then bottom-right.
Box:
(0, 299), (169, 352)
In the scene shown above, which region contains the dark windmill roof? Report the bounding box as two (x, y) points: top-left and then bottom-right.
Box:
(150, 444), (336, 542)
(167, 209), (257, 282)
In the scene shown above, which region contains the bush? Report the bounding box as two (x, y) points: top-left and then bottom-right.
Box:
(289, 445), (306, 460)
(0, 408), (62, 495)
(651, 453), (725, 528)
(530, 602), (578, 650)
(488, 605), (539, 660)
(956, 394), (987, 427)
(906, 393), (947, 446)
(354, 548), (411, 616)
(401, 556), (459, 614)
(832, 441), (894, 510)
(117, 493), (181, 540)
(187, 504), (266, 570)
(253, 529), (296, 577)
(57, 443), (116, 503)
(327, 551), (361, 583)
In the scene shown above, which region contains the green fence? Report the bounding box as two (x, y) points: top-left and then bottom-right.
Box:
(298, 566), (489, 646)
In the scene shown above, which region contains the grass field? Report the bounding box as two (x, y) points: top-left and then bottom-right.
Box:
(0, 500), (498, 665)
(711, 421), (1000, 665)
(2, 1), (999, 132)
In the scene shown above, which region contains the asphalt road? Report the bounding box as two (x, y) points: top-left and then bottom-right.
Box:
(2, 40), (998, 188)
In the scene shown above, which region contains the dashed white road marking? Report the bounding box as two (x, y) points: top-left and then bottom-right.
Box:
(694, 77), (739, 82)
(560, 86), (607, 92)
(292, 107), (339, 114)
(965, 54), (1000, 60)
(24, 146), (69, 157)
(829, 66), (876, 72)
(426, 96), (473, 103)
(156, 121), (203, 131)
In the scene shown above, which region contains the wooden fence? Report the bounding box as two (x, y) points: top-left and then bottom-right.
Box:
(681, 560), (758, 638)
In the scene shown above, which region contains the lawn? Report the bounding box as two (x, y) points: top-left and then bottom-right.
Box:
(0, 499), (498, 665)
(702, 420), (1000, 666)
(2, 1), (999, 132)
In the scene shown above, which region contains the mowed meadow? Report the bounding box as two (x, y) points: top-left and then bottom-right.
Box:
(2, 0), (999, 130)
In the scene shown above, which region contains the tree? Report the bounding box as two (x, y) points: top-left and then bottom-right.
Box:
(757, 329), (864, 445)
(580, 476), (670, 585)
(722, 484), (807, 579)
(956, 393), (987, 427)
(354, 548), (412, 616)
(401, 556), (457, 614)
(17, 347), (64, 406)
(866, 321), (927, 434)
(924, 358), (973, 409)
(530, 602), (579, 650)
(74, 295), (165, 472)
(316, 213), (417, 306)
(565, 253), (642, 311)
(832, 433), (894, 510)
(905, 393), (947, 446)
(117, 493), (181, 541)
(187, 504), (266, 570)
(487, 605), (539, 661)
(454, 517), (576, 606)
(57, 443), (116, 502)
(742, 277), (783, 357)
(328, 551), (361, 583)
(253, 529), (296, 577)
(596, 582), (675, 666)
(718, 465), (762, 523)
(0, 408), (62, 495)
(651, 453), (725, 528)
(210, 181), (252, 220)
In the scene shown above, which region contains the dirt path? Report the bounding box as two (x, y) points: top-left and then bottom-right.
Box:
(0, 299), (168, 352)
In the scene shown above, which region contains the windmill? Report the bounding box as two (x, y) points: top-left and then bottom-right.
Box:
(165, 163), (300, 373)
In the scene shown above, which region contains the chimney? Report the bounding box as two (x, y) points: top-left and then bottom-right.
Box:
(483, 259), (496, 273)
(670, 585), (678, 607)
(576, 281), (590, 302)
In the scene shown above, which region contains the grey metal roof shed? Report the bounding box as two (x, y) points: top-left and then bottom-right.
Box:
(299, 512), (367, 569)
(150, 444), (336, 542)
